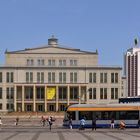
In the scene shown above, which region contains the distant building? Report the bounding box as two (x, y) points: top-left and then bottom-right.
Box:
(0, 36), (123, 112)
(124, 39), (140, 97)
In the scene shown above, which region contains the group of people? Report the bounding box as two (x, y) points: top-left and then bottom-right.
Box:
(110, 118), (126, 129)
(0, 116), (55, 131)
(41, 116), (54, 131)
(68, 117), (140, 130)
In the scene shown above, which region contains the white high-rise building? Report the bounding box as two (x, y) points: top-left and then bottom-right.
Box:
(125, 39), (140, 97)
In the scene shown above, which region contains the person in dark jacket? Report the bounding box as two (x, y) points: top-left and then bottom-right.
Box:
(138, 119), (140, 128)
(92, 118), (96, 131)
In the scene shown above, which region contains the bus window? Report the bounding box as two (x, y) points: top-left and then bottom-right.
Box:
(95, 111), (116, 120)
(79, 111), (92, 120)
(119, 111), (139, 120)
(67, 111), (76, 120)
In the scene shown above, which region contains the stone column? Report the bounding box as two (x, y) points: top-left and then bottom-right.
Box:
(67, 85), (70, 106)
(45, 86), (47, 112)
(86, 86), (89, 104)
(56, 86), (58, 111)
(22, 86), (25, 112)
(33, 85), (36, 112)
(14, 85), (17, 112)
(78, 85), (81, 104)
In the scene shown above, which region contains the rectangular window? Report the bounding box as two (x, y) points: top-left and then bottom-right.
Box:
(0, 103), (2, 110)
(59, 72), (66, 83)
(89, 73), (96, 83)
(36, 87), (44, 99)
(89, 88), (92, 99)
(111, 88), (118, 99)
(70, 60), (77, 66)
(115, 73), (118, 83)
(111, 73), (114, 83)
(104, 88), (107, 99)
(26, 72), (33, 83)
(0, 87), (2, 99)
(100, 88), (107, 99)
(89, 73), (92, 83)
(7, 103), (9, 110)
(59, 72), (62, 83)
(115, 88), (118, 99)
(89, 88), (96, 99)
(52, 72), (55, 83)
(0, 72), (2, 83)
(38, 59), (45, 66)
(25, 87), (33, 100)
(48, 72), (55, 83)
(111, 73), (118, 83)
(100, 73), (107, 83)
(74, 72), (77, 83)
(59, 87), (67, 100)
(104, 73), (107, 83)
(100, 73), (103, 83)
(63, 73), (66, 83)
(27, 59), (34, 66)
(111, 88), (114, 99)
(59, 60), (66, 66)
(6, 87), (14, 99)
(6, 72), (14, 83)
(37, 72), (44, 83)
(100, 88), (103, 99)
(70, 87), (78, 100)
(93, 88), (96, 99)
(70, 73), (73, 83)
(93, 73), (96, 83)
(48, 59), (55, 66)
(70, 72), (77, 83)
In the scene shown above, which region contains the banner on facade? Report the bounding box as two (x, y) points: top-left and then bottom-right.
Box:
(47, 87), (56, 99)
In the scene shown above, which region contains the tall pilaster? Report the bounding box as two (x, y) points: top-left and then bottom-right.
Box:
(22, 86), (25, 112)
(14, 85), (17, 112)
(67, 85), (70, 106)
(78, 85), (81, 104)
(45, 86), (47, 112)
(56, 86), (58, 111)
(33, 85), (36, 112)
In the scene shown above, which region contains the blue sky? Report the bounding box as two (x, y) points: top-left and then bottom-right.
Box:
(0, 0), (140, 66)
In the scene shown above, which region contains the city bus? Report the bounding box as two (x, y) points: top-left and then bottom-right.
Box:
(63, 103), (140, 128)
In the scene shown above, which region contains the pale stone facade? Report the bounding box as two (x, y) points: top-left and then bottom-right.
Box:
(0, 36), (124, 112)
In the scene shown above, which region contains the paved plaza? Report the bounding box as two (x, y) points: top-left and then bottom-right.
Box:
(0, 127), (140, 140)
(0, 117), (140, 140)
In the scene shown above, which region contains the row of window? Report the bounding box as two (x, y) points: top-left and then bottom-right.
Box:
(89, 72), (119, 83)
(27, 59), (78, 66)
(0, 87), (119, 100)
(0, 87), (14, 99)
(0, 72), (119, 84)
(26, 72), (78, 83)
(0, 103), (13, 110)
(89, 88), (118, 100)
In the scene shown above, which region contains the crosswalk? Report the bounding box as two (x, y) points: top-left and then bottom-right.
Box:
(0, 130), (140, 140)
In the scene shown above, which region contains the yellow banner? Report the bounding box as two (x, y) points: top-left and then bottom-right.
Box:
(47, 87), (56, 99)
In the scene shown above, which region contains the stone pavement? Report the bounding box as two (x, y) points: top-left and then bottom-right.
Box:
(0, 128), (140, 140)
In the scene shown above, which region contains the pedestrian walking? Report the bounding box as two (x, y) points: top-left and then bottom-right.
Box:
(92, 118), (96, 131)
(79, 118), (86, 130)
(0, 117), (2, 130)
(0, 117), (2, 126)
(111, 118), (115, 129)
(41, 116), (46, 127)
(138, 119), (140, 128)
(69, 118), (72, 129)
(119, 120), (125, 129)
(48, 116), (53, 131)
(15, 117), (19, 126)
